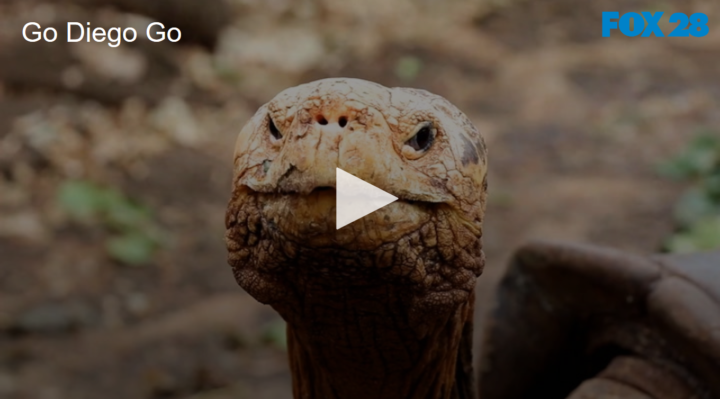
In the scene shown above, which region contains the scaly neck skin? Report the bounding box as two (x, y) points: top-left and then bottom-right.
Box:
(275, 282), (476, 399)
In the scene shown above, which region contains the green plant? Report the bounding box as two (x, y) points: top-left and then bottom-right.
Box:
(57, 180), (163, 266)
(659, 133), (720, 253)
(259, 320), (287, 350)
(394, 56), (423, 82)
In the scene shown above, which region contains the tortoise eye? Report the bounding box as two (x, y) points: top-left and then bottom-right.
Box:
(405, 123), (435, 152)
(268, 115), (282, 140)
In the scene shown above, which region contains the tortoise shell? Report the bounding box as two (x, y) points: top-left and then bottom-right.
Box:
(479, 241), (720, 399)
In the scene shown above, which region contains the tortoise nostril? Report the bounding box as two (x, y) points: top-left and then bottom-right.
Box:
(316, 115), (328, 125)
(338, 116), (348, 128)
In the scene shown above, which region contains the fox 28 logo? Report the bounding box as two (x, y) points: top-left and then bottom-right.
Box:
(602, 12), (709, 37)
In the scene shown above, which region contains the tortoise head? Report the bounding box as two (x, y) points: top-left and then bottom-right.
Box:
(225, 78), (487, 399)
(227, 78), (487, 303)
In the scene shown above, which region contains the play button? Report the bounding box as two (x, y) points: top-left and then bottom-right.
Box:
(336, 168), (398, 229)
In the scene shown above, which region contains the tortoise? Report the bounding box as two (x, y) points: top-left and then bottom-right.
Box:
(224, 78), (720, 399)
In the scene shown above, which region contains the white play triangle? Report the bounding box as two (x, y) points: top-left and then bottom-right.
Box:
(336, 168), (398, 229)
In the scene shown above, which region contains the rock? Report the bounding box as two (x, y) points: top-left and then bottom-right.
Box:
(70, 42), (148, 84)
(0, 211), (48, 242)
(151, 97), (201, 146)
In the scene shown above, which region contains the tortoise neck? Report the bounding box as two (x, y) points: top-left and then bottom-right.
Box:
(279, 290), (476, 399)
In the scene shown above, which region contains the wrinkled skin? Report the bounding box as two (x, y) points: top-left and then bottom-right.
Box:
(225, 78), (487, 399)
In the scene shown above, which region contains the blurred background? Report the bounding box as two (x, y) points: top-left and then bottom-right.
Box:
(0, 0), (719, 398)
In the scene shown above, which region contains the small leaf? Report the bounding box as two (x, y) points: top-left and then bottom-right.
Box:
(57, 181), (105, 220)
(662, 132), (720, 253)
(703, 175), (720, 199)
(657, 156), (699, 180)
(689, 133), (720, 151)
(659, 133), (720, 179)
(260, 320), (287, 350)
(488, 190), (514, 208)
(101, 189), (151, 229)
(666, 216), (720, 253)
(106, 232), (157, 266)
(394, 56), (423, 82)
(683, 134), (720, 174)
(666, 233), (699, 253)
(673, 188), (718, 227)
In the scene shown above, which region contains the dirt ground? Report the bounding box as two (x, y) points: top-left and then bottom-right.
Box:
(1, 0), (719, 398)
